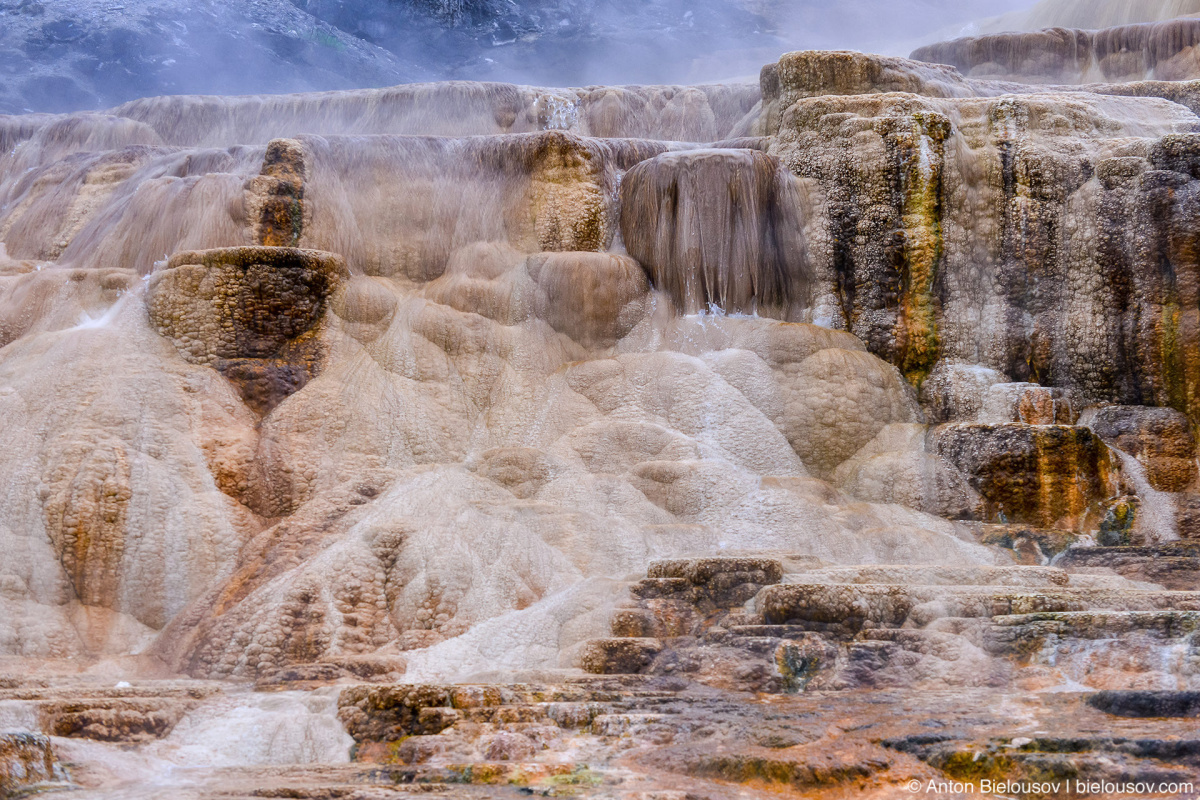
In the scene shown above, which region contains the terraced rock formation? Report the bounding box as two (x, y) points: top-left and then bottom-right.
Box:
(912, 17), (1200, 83)
(970, 0), (1200, 37)
(580, 555), (1200, 691)
(1, 32), (1200, 800)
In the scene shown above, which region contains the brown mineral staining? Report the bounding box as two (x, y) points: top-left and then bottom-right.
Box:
(777, 50), (976, 101)
(1058, 541), (1200, 590)
(41, 442), (132, 615)
(933, 424), (1117, 530)
(525, 252), (649, 348)
(296, 131), (670, 282)
(641, 557), (785, 609)
(42, 700), (184, 742)
(245, 138), (307, 248)
(526, 134), (611, 254)
(4, 21), (1200, 797)
(0, 733), (61, 795)
(912, 27), (1097, 84)
(148, 246), (345, 363)
(578, 638), (664, 675)
(564, 549), (1200, 709)
(765, 51), (1200, 425)
(145, 246), (345, 413)
(1083, 405), (1199, 492)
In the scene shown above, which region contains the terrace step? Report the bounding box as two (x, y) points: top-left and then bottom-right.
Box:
(1057, 544), (1200, 590)
(758, 583), (1200, 632)
(786, 564), (1070, 588)
(631, 557), (785, 607)
(983, 610), (1200, 655)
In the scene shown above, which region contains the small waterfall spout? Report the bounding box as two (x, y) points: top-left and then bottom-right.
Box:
(1112, 448), (1180, 544)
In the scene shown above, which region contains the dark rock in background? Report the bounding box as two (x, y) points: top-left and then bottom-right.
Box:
(0, 0), (428, 114)
(1088, 690), (1200, 718)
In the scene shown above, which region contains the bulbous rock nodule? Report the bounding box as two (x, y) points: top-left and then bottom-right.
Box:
(145, 246), (347, 366)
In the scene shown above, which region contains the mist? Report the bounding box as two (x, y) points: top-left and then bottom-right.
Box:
(1, 0), (1039, 114)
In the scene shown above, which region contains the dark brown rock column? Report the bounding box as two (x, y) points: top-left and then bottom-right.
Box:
(933, 423), (1118, 531)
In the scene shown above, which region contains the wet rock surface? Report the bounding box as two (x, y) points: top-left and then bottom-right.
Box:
(762, 50), (1200, 415)
(145, 246), (346, 414)
(1083, 405), (1199, 493)
(1056, 543), (1200, 590)
(569, 555), (1200, 695)
(0, 732), (63, 796)
(327, 672), (1200, 799)
(330, 679), (1200, 798)
(618, 148), (809, 318)
(6, 10), (1200, 798)
(932, 424), (1117, 530)
(146, 247), (345, 366)
(24, 675), (1193, 798)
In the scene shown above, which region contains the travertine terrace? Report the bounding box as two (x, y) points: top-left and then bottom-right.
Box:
(2, 9), (1200, 799)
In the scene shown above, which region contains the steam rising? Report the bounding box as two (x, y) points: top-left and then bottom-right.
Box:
(1, 0), (1039, 114)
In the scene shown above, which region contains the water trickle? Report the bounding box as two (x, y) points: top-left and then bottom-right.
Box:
(148, 690), (353, 767)
(538, 94), (581, 131)
(68, 292), (133, 332)
(1111, 448), (1180, 544)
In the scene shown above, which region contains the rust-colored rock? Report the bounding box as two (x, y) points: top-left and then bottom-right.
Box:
(778, 50), (975, 101)
(579, 638), (663, 675)
(1083, 405), (1199, 492)
(147, 246), (345, 366)
(337, 685), (457, 744)
(245, 138), (308, 248)
(642, 557), (784, 607)
(933, 424), (1118, 530)
(766, 56), (1200, 416)
(0, 733), (61, 795)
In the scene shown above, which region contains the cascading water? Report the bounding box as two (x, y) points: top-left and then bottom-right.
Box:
(2, 1), (1200, 797)
(1112, 448), (1182, 544)
(147, 690), (353, 768)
